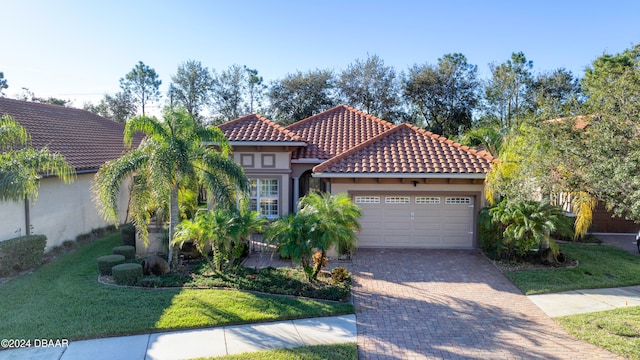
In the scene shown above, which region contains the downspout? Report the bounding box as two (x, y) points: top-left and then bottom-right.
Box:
(24, 197), (31, 236)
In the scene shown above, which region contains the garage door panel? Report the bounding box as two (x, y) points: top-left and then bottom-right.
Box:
(355, 194), (474, 249)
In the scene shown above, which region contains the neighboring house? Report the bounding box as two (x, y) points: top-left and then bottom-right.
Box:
(0, 98), (136, 249)
(219, 105), (493, 249)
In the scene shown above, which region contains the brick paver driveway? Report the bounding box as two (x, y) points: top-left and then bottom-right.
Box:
(351, 249), (619, 359)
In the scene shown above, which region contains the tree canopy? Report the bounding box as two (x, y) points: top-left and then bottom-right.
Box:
(120, 61), (162, 116)
(403, 53), (480, 137)
(168, 60), (213, 123)
(337, 54), (400, 122)
(268, 69), (336, 125)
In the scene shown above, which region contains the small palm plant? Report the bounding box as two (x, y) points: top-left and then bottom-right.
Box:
(490, 198), (573, 262)
(173, 204), (266, 272)
(299, 192), (361, 279)
(266, 213), (316, 279)
(266, 193), (361, 281)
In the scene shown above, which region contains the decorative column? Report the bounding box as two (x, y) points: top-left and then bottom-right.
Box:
(293, 176), (300, 213)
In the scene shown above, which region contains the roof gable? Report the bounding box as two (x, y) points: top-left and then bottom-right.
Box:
(285, 105), (395, 159)
(0, 97), (140, 171)
(218, 114), (304, 143)
(313, 123), (493, 175)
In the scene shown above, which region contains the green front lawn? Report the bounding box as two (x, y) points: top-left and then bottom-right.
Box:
(202, 343), (358, 360)
(504, 243), (640, 295)
(0, 233), (353, 340)
(557, 307), (640, 360)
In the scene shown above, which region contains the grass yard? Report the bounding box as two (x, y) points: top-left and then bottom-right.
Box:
(556, 307), (640, 360)
(504, 243), (640, 295)
(0, 233), (354, 341)
(200, 343), (358, 360)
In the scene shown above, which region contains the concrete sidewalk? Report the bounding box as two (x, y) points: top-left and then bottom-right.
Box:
(528, 285), (640, 317)
(0, 315), (356, 360)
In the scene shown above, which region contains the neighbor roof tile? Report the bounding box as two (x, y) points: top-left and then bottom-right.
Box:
(285, 105), (395, 159)
(0, 97), (141, 171)
(313, 123), (493, 174)
(218, 114), (304, 143)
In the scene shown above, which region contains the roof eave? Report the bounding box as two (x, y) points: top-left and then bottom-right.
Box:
(204, 141), (307, 147)
(312, 172), (487, 179)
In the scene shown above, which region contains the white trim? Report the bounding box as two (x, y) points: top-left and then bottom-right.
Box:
(312, 173), (486, 179)
(291, 158), (325, 163)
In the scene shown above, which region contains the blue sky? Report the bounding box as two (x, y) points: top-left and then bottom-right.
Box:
(3, 0), (639, 111)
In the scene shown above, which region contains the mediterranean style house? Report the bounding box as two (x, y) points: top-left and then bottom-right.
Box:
(0, 98), (134, 249)
(219, 105), (493, 249)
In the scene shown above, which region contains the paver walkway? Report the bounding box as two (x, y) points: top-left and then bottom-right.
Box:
(350, 249), (621, 360)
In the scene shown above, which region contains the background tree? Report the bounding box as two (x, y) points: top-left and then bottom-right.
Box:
(168, 60), (213, 123)
(18, 88), (70, 106)
(0, 115), (75, 205)
(575, 44), (640, 221)
(84, 91), (136, 123)
(483, 52), (533, 129)
(93, 108), (249, 268)
(337, 54), (401, 122)
(528, 68), (582, 119)
(210, 64), (247, 123)
(120, 61), (162, 116)
(267, 69), (336, 125)
(403, 53), (480, 137)
(0, 72), (8, 96)
(245, 66), (266, 114)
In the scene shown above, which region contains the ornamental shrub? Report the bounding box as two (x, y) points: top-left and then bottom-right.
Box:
(0, 235), (47, 276)
(97, 254), (125, 275)
(112, 263), (143, 286)
(112, 245), (135, 261)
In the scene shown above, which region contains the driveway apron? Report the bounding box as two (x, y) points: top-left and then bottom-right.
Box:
(351, 249), (620, 359)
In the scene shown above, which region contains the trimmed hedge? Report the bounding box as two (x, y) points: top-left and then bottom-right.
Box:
(112, 245), (135, 260)
(112, 263), (143, 286)
(121, 223), (136, 247)
(97, 254), (125, 275)
(0, 235), (47, 276)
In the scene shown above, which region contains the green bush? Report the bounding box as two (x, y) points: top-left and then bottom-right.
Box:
(121, 223), (136, 247)
(97, 254), (125, 275)
(0, 235), (47, 276)
(112, 263), (143, 286)
(331, 267), (351, 284)
(112, 245), (135, 261)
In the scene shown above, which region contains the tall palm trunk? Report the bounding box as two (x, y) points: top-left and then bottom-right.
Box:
(168, 186), (179, 268)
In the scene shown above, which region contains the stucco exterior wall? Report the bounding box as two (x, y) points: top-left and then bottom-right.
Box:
(0, 200), (26, 241)
(232, 151), (291, 170)
(330, 180), (486, 204)
(0, 173), (131, 250)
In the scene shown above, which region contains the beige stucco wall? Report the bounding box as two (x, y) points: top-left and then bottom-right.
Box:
(232, 151), (291, 170)
(0, 200), (26, 241)
(0, 173), (131, 250)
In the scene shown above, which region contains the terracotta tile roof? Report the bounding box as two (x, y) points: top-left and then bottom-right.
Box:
(286, 105), (395, 159)
(0, 97), (141, 172)
(218, 114), (304, 143)
(313, 123), (493, 175)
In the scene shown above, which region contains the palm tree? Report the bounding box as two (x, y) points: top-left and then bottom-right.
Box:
(0, 114), (75, 204)
(267, 193), (361, 280)
(266, 212), (316, 279)
(490, 199), (573, 262)
(93, 108), (249, 267)
(173, 204), (266, 272)
(299, 192), (361, 278)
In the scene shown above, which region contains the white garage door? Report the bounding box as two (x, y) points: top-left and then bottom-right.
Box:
(355, 195), (474, 249)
